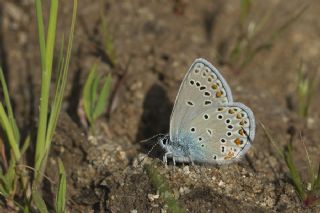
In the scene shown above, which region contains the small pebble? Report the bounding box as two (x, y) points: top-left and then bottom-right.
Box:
(183, 166), (190, 174)
(148, 193), (160, 202)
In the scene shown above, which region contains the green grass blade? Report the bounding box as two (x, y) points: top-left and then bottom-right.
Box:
(32, 189), (49, 213)
(21, 135), (30, 156)
(83, 63), (98, 124)
(45, 47), (66, 147)
(91, 73), (100, 114)
(4, 158), (16, 193)
(260, 122), (284, 158)
(45, 0), (58, 75)
(313, 164), (320, 191)
(35, 0), (59, 174)
(284, 142), (305, 200)
(35, 0), (46, 71)
(93, 74), (111, 121)
(0, 67), (20, 143)
(46, 0), (77, 146)
(299, 133), (316, 187)
(0, 175), (10, 197)
(0, 104), (20, 160)
(55, 159), (67, 213)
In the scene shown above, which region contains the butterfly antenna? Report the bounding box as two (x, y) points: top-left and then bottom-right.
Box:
(136, 142), (159, 167)
(139, 133), (166, 144)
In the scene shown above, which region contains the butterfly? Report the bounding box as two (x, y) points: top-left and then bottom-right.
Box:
(157, 58), (255, 165)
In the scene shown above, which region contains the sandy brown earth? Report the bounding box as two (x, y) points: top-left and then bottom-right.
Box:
(1, 0), (320, 212)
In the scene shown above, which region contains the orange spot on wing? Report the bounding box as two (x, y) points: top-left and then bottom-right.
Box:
(234, 138), (241, 146)
(216, 91), (222, 98)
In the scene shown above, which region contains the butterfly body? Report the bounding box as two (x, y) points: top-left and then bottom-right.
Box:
(157, 58), (255, 165)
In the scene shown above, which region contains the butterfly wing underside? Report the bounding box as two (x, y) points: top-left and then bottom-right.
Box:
(170, 58), (233, 142)
(186, 103), (255, 163)
(169, 58), (255, 163)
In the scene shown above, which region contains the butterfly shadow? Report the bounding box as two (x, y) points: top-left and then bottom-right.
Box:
(135, 83), (173, 159)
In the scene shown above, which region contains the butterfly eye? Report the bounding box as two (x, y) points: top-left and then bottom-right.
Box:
(162, 138), (168, 145)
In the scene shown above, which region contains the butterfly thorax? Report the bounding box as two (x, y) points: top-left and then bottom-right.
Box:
(158, 134), (193, 163)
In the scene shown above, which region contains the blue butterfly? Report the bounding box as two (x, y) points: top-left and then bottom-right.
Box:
(157, 58), (255, 165)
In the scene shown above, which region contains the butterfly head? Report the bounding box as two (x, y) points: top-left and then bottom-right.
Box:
(158, 134), (170, 151)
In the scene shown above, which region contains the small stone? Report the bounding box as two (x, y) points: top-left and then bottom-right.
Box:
(116, 149), (127, 161)
(307, 117), (315, 128)
(179, 186), (191, 195)
(183, 166), (190, 174)
(264, 196), (275, 207)
(218, 180), (225, 187)
(148, 193), (160, 202)
(307, 182), (312, 191)
(161, 208), (167, 213)
(130, 210), (138, 213)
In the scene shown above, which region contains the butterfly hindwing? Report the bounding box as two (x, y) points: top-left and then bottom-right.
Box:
(185, 103), (255, 164)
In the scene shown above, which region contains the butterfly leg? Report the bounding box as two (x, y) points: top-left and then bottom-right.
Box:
(172, 157), (176, 166)
(188, 156), (195, 166)
(163, 152), (169, 167)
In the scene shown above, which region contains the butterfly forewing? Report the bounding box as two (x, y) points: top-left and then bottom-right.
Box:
(170, 58), (233, 143)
